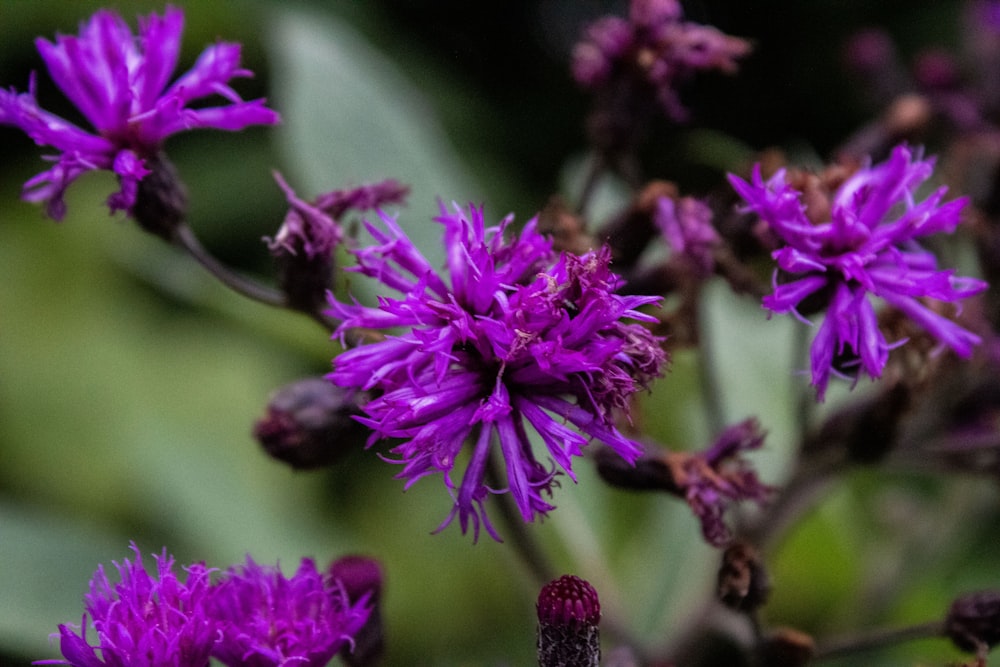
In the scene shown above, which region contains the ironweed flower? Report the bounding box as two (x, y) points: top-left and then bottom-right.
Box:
(266, 175), (409, 261)
(35, 544), (217, 667)
(206, 557), (370, 667)
(266, 175), (409, 311)
(326, 203), (667, 541)
(0, 6), (279, 221)
(668, 419), (772, 547)
(728, 145), (987, 400)
(654, 194), (720, 277)
(571, 0), (751, 122)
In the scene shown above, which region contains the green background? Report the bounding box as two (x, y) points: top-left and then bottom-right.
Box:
(0, 1), (996, 665)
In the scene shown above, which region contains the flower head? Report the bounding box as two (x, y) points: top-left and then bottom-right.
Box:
(326, 203), (666, 541)
(0, 6), (279, 220)
(35, 544), (217, 667)
(206, 557), (370, 667)
(265, 175), (409, 311)
(536, 575), (602, 667)
(728, 145), (987, 400)
(572, 0), (751, 122)
(654, 194), (720, 277)
(667, 419), (773, 547)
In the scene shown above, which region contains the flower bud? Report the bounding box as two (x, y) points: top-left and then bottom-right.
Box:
(330, 556), (385, 667)
(131, 153), (188, 241)
(717, 541), (770, 613)
(945, 590), (1000, 654)
(253, 378), (369, 469)
(537, 575), (601, 667)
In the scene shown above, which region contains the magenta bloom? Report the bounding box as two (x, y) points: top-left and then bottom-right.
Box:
(728, 145), (987, 400)
(206, 557), (370, 667)
(571, 0), (751, 121)
(36, 544), (217, 667)
(326, 204), (666, 540)
(0, 6), (279, 220)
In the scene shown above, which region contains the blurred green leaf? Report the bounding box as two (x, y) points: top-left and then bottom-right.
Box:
(267, 5), (481, 271)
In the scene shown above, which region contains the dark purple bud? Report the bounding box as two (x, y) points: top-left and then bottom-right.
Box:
(132, 153), (188, 241)
(253, 377), (369, 469)
(330, 556), (385, 667)
(537, 575), (601, 667)
(330, 555), (384, 605)
(717, 541), (771, 613)
(594, 445), (677, 492)
(945, 590), (1000, 653)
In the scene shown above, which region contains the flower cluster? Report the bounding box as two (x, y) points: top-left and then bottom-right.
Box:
(571, 0), (751, 121)
(0, 6), (279, 221)
(37, 545), (372, 667)
(327, 204), (667, 541)
(729, 144), (987, 400)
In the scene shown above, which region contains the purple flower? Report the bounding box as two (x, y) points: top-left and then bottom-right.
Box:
(326, 204), (667, 541)
(728, 145), (987, 400)
(654, 194), (720, 277)
(0, 6), (279, 221)
(206, 557), (370, 667)
(265, 175), (409, 311)
(35, 544), (217, 667)
(667, 419), (772, 547)
(571, 0), (751, 121)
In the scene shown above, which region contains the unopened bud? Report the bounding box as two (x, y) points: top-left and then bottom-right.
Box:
(537, 575), (601, 667)
(330, 555), (385, 667)
(945, 590), (1000, 654)
(253, 378), (369, 469)
(132, 153), (188, 241)
(717, 541), (770, 613)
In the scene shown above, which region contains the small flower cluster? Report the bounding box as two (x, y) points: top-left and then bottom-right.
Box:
(327, 203), (667, 541)
(729, 144), (987, 400)
(37, 545), (373, 667)
(571, 0), (751, 122)
(0, 5), (279, 221)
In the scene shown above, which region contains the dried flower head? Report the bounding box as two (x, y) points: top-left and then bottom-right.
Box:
(667, 419), (773, 547)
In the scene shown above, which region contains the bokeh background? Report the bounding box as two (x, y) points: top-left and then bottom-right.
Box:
(1, 1), (997, 665)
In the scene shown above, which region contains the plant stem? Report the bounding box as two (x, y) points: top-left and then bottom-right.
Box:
(174, 223), (287, 307)
(695, 288), (725, 435)
(576, 151), (607, 217)
(814, 619), (945, 661)
(486, 455), (556, 587)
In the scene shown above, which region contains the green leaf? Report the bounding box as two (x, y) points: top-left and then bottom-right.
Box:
(266, 5), (482, 270)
